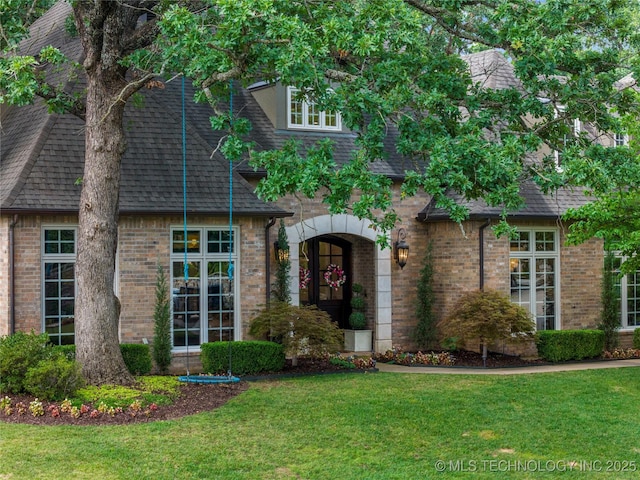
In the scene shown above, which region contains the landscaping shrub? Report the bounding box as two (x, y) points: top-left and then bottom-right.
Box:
(272, 219), (291, 303)
(23, 354), (85, 400)
(438, 289), (535, 360)
(153, 264), (172, 374)
(535, 330), (605, 362)
(201, 341), (285, 375)
(249, 302), (343, 360)
(0, 331), (51, 394)
(348, 283), (367, 330)
(51, 344), (152, 375)
(599, 251), (620, 350)
(634, 328), (640, 349)
(120, 344), (152, 375)
(414, 241), (437, 349)
(52, 345), (76, 360)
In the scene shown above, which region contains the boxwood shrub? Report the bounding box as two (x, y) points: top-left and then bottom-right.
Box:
(51, 343), (152, 375)
(201, 341), (285, 375)
(119, 344), (152, 375)
(535, 330), (605, 362)
(634, 328), (640, 349)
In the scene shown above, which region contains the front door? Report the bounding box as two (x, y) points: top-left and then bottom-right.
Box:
(299, 236), (352, 329)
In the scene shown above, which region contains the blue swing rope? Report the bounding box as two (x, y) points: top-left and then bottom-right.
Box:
(226, 80), (234, 376)
(179, 76), (238, 383)
(181, 76), (191, 375)
(227, 80), (234, 281)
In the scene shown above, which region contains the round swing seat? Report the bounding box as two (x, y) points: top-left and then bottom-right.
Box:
(178, 375), (240, 384)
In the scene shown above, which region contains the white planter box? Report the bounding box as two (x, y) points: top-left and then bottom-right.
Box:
(344, 329), (372, 352)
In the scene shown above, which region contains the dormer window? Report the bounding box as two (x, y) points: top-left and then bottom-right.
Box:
(615, 133), (629, 147)
(553, 106), (579, 168)
(287, 87), (341, 131)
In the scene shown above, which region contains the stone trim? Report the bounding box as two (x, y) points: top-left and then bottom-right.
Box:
(285, 214), (392, 352)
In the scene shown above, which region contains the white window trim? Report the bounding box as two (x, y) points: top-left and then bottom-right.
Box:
(509, 228), (561, 330)
(614, 133), (629, 147)
(552, 106), (579, 170)
(41, 226), (78, 345)
(612, 254), (640, 331)
(287, 86), (342, 131)
(170, 226), (241, 353)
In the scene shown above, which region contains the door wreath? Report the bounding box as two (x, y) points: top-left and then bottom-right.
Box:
(324, 264), (346, 290)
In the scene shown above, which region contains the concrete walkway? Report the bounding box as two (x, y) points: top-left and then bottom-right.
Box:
(375, 358), (640, 375)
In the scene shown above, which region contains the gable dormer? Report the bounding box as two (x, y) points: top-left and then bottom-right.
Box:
(248, 82), (348, 134)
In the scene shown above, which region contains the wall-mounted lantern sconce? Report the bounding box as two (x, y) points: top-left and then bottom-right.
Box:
(394, 228), (409, 269)
(274, 241), (290, 264)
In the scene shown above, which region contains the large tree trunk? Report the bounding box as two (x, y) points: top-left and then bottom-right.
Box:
(73, 1), (142, 385)
(75, 74), (133, 385)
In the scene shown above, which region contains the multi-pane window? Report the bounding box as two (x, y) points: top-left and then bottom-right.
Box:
(287, 87), (341, 131)
(610, 256), (640, 328)
(42, 228), (76, 345)
(171, 228), (238, 349)
(615, 133), (629, 147)
(509, 230), (558, 330)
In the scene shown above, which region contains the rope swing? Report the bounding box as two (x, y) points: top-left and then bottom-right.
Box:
(178, 76), (239, 384)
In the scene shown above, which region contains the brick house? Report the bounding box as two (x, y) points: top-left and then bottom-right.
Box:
(1, 3), (634, 371)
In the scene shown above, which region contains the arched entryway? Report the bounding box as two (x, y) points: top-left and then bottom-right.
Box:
(286, 214), (393, 352)
(299, 235), (352, 329)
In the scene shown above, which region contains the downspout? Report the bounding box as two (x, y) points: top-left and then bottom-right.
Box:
(478, 218), (491, 367)
(478, 218), (491, 291)
(265, 217), (277, 304)
(9, 214), (19, 335)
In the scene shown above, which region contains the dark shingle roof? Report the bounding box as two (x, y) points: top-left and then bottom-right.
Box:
(418, 182), (592, 222)
(416, 50), (593, 222)
(233, 86), (415, 179)
(1, 1), (289, 218)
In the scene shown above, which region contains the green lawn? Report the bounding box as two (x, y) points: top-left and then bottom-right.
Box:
(2, 369), (640, 479)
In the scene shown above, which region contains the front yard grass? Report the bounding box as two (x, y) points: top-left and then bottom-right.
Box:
(2, 368), (640, 479)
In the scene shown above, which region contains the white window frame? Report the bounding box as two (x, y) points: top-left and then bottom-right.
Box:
(610, 254), (640, 330)
(509, 228), (560, 330)
(614, 133), (629, 147)
(170, 226), (240, 352)
(41, 226), (77, 345)
(552, 106), (579, 169)
(287, 86), (342, 131)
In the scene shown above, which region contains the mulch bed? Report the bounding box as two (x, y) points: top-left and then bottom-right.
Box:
(441, 350), (548, 368)
(0, 382), (249, 427)
(0, 358), (356, 427)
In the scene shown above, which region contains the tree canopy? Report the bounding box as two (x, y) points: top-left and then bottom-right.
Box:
(2, 0), (640, 383)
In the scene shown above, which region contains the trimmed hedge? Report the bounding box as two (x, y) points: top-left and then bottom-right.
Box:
(535, 330), (605, 362)
(52, 343), (152, 376)
(201, 341), (285, 375)
(120, 344), (152, 375)
(634, 328), (640, 349)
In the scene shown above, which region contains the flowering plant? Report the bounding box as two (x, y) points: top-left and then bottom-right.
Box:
(299, 266), (311, 290)
(324, 264), (346, 290)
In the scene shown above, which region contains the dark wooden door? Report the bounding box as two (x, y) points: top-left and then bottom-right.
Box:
(299, 236), (352, 329)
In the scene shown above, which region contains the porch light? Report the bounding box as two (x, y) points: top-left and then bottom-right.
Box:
(394, 228), (409, 269)
(274, 241), (290, 264)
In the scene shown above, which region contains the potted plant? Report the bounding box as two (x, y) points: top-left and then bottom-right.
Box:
(344, 283), (372, 351)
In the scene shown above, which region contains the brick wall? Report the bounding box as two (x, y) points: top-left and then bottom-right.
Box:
(423, 218), (605, 355)
(0, 194), (619, 363)
(0, 217), (9, 336)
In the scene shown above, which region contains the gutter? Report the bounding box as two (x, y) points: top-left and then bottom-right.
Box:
(9, 214), (19, 335)
(478, 218), (491, 291)
(265, 217), (277, 304)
